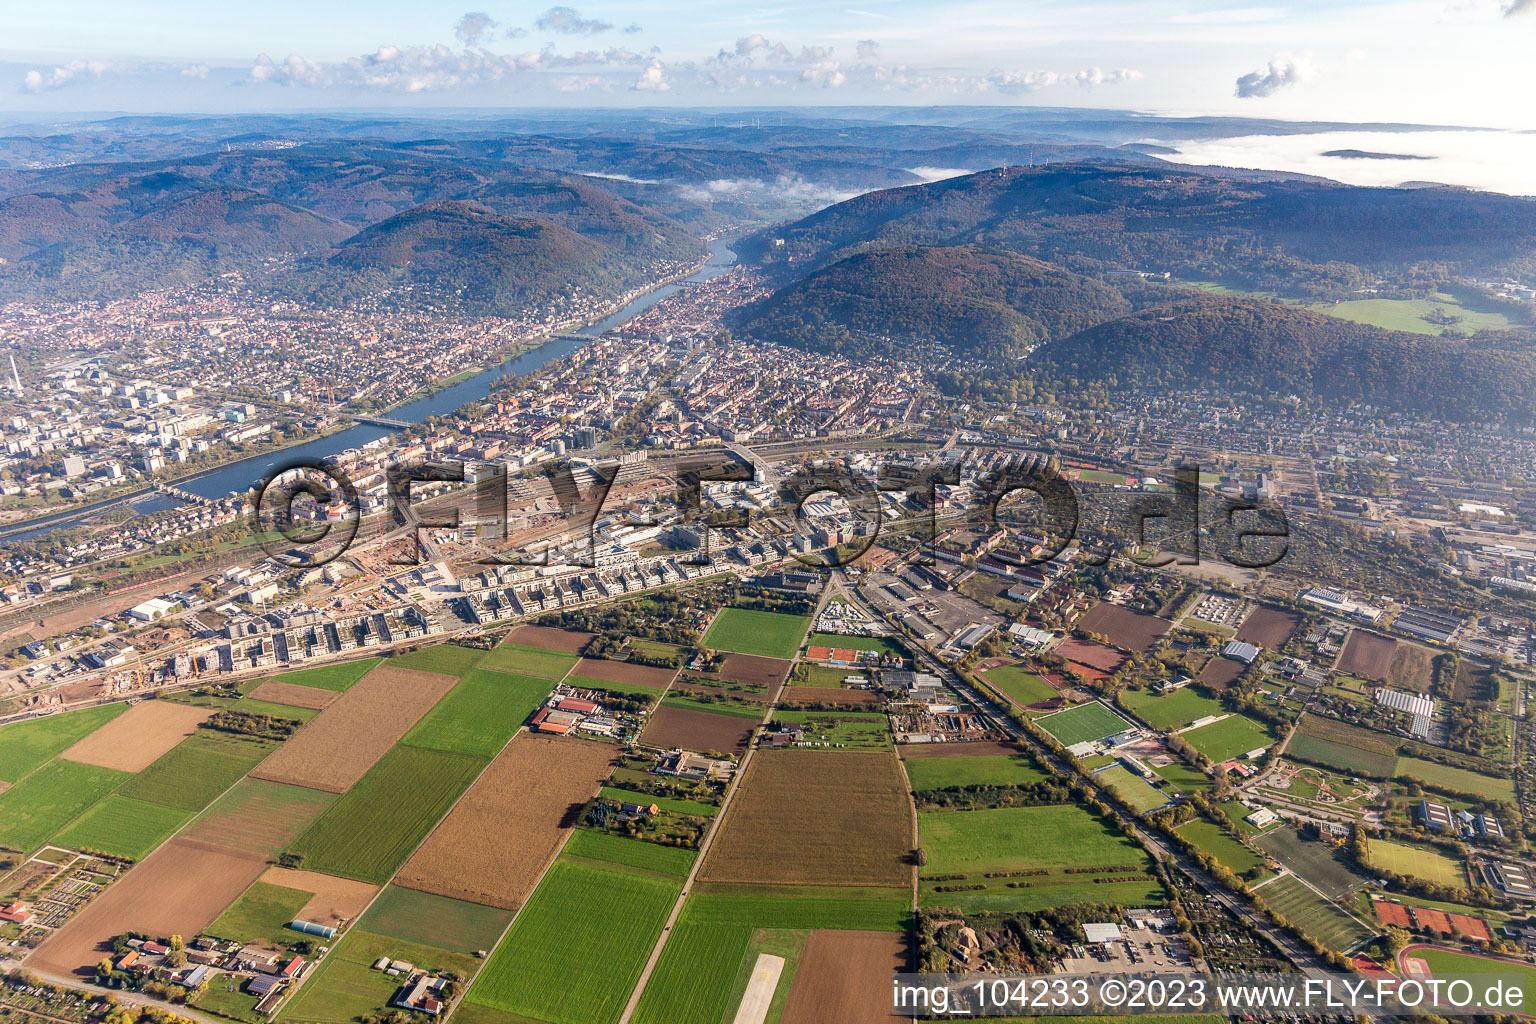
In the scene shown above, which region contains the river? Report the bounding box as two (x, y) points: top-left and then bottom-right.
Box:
(4, 238), (737, 542)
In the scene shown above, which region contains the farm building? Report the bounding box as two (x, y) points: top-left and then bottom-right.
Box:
(246, 974), (286, 997)
(391, 972), (449, 1015)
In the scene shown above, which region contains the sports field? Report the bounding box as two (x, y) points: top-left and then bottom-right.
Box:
(287, 744), (486, 883)
(1119, 687), (1224, 731)
(1095, 765), (1170, 813)
(467, 858), (681, 1024)
(1179, 715), (1272, 762)
(1175, 820), (1269, 880)
(917, 804), (1163, 912)
(630, 886), (909, 1024)
(1412, 946), (1536, 998)
(0, 704), (127, 783)
(703, 608), (812, 660)
(1037, 702), (1132, 747)
(1256, 875), (1372, 952)
(1394, 757), (1515, 802)
(1256, 826), (1371, 899)
(401, 668), (553, 758)
(903, 753), (1048, 792)
(981, 664), (1058, 708)
(1368, 838), (1466, 887)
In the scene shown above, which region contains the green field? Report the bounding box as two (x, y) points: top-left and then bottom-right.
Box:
(402, 669), (553, 758)
(597, 787), (718, 818)
(1394, 757), (1515, 802)
(982, 664), (1058, 708)
(1120, 687), (1224, 731)
(575, 677), (670, 702)
(564, 828), (699, 877)
(269, 657), (382, 692)
(0, 704), (127, 783)
(481, 643), (579, 680)
(918, 804), (1163, 912)
(53, 795), (190, 859)
(1309, 294), (1516, 336)
(182, 779), (337, 857)
(903, 753), (1049, 792)
(389, 643), (490, 678)
(356, 885), (513, 955)
(283, 927), (481, 1024)
(1256, 826), (1370, 899)
(1415, 947), (1536, 999)
(1154, 762), (1214, 793)
(0, 758), (129, 852)
(1288, 717), (1398, 777)
(1037, 702), (1132, 747)
(769, 710), (890, 749)
(703, 608), (811, 660)
(1368, 838), (1466, 887)
(287, 746), (486, 883)
(232, 698), (321, 722)
(120, 730), (278, 812)
(805, 633), (907, 659)
(193, 978), (264, 1024)
(468, 858), (681, 1024)
(1175, 820), (1269, 881)
(208, 880), (313, 945)
(1255, 875), (1372, 952)
(1179, 715), (1273, 762)
(1095, 765), (1170, 813)
(631, 886), (910, 1024)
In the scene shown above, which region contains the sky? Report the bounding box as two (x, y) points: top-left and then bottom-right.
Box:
(0, 0), (1533, 129)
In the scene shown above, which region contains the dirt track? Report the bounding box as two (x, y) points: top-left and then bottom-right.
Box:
(59, 701), (212, 772)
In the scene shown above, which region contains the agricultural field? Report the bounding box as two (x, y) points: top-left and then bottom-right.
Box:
(206, 879), (312, 945)
(244, 680), (336, 710)
(1236, 607), (1301, 649)
(642, 703), (756, 755)
(401, 668), (553, 758)
(1037, 702), (1132, 747)
(395, 733), (616, 910)
(700, 750), (912, 888)
(286, 745), (487, 883)
(1288, 716), (1399, 777)
(564, 828), (698, 877)
(1120, 686), (1224, 731)
(355, 885), (513, 955)
(703, 608), (812, 660)
(59, 700), (212, 772)
(902, 752), (1048, 792)
(776, 685), (879, 707)
(981, 664), (1058, 709)
(1077, 603), (1171, 654)
(506, 625), (595, 652)
(1394, 757), (1515, 802)
(481, 643), (580, 680)
(630, 886), (909, 1024)
(52, 795), (190, 860)
(466, 858), (681, 1024)
(260, 866), (378, 929)
(0, 704), (127, 783)
(268, 656), (383, 691)
(1256, 826), (1370, 899)
(1175, 820), (1270, 881)
(1255, 875), (1372, 952)
(781, 929), (907, 1024)
(917, 804), (1163, 913)
(388, 643), (488, 677)
(1336, 632), (1435, 692)
(714, 653), (793, 688)
(1367, 838), (1465, 887)
(571, 657), (676, 689)
(1054, 639), (1129, 673)
(1094, 765), (1170, 813)
(1179, 715), (1273, 762)
(31, 837), (269, 976)
(770, 710), (891, 750)
(251, 664), (458, 793)
(120, 729), (277, 812)
(0, 758), (128, 853)
(180, 779), (336, 857)
(1198, 658), (1245, 690)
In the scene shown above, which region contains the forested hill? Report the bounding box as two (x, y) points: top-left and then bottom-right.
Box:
(739, 163), (1536, 297)
(268, 201), (622, 316)
(729, 245), (1131, 361)
(1035, 298), (1536, 422)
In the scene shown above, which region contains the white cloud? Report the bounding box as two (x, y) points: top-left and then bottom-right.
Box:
(454, 12), (498, 47)
(632, 60), (669, 91)
(21, 58), (207, 92)
(856, 39), (881, 59)
(1234, 54), (1313, 98)
(536, 6), (612, 35)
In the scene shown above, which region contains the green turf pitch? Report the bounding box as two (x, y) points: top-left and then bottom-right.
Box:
(1254, 875), (1371, 952)
(1179, 715), (1273, 762)
(1119, 687), (1224, 731)
(703, 608), (812, 660)
(1037, 702), (1132, 747)
(1095, 765), (1170, 812)
(982, 664), (1058, 708)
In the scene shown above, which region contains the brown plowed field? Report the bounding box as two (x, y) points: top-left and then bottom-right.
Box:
(671, 680), (771, 705)
(641, 705), (756, 755)
(699, 750), (912, 887)
(250, 665), (457, 793)
(1337, 630), (1396, 682)
(572, 658), (676, 689)
(897, 741), (1021, 759)
(783, 930), (910, 1024)
(59, 701), (213, 772)
(1054, 639), (1128, 673)
(30, 838), (268, 977)
(180, 779), (335, 857)
(1198, 658), (1245, 690)
(506, 625), (593, 652)
(1077, 604), (1171, 654)
(715, 654), (792, 688)
(246, 680), (337, 710)
(259, 866), (378, 927)
(777, 687), (879, 707)
(1236, 607), (1301, 649)
(394, 733), (615, 910)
